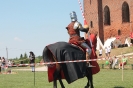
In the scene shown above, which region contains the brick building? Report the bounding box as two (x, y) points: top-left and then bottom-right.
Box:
(83, 0), (133, 44)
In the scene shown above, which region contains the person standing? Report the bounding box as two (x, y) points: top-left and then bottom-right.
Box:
(29, 51), (35, 72)
(112, 55), (118, 69)
(99, 48), (103, 58)
(107, 46), (111, 57)
(105, 47), (108, 59)
(1, 57), (6, 71)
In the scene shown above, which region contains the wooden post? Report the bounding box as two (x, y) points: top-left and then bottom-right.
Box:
(122, 63), (123, 81)
(131, 64), (133, 70)
(102, 64), (104, 69)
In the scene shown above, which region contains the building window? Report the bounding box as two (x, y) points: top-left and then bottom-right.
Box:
(90, 0), (91, 5)
(118, 30), (121, 35)
(90, 21), (93, 28)
(122, 2), (130, 23)
(104, 6), (110, 25)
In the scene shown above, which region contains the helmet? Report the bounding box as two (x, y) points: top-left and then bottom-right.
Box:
(70, 11), (77, 22)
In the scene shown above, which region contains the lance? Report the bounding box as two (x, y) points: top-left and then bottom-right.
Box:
(77, 0), (93, 47)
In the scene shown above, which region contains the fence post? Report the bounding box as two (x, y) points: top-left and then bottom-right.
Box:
(102, 64), (104, 69)
(131, 64), (133, 70)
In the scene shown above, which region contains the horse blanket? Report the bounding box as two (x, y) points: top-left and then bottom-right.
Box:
(43, 42), (86, 84)
(43, 33), (100, 84)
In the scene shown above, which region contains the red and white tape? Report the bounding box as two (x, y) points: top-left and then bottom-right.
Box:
(41, 56), (133, 65)
(42, 58), (104, 65)
(78, 0), (88, 25)
(78, 0), (85, 20)
(6, 56), (133, 66)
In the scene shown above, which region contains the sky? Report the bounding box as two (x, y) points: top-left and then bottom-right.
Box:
(0, 0), (85, 59)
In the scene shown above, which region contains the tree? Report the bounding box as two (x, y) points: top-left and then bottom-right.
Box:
(20, 54), (23, 59)
(24, 52), (28, 59)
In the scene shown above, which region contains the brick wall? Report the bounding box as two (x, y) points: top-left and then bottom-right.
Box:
(84, 0), (133, 44)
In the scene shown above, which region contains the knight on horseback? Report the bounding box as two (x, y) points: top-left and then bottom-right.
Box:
(43, 11), (100, 88)
(66, 11), (92, 66)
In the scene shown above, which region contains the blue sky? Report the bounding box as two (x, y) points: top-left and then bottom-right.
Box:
(0, 0), (84, 59)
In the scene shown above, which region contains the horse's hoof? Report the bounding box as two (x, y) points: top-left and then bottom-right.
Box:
(84, 86), (89, 88)
(90, 86), (94, 88)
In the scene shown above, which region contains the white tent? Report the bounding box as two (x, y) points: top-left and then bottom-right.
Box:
(96, 36), (104, 50)
(103, 37), (116, 49)
(125, 37), (131, 47)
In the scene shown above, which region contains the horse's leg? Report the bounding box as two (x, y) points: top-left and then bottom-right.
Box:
(53, 69), (58, 88)
(53, 64), (60, 88)
(84, 74), (90, 88)
(88, 67), (94, 88)
(58, 70), (65, 88)
(53, 64), (65, 88)
(85, 67), (94, 88)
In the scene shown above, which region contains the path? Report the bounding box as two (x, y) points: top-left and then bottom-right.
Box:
(116, 52), (133, 57)
(14, 66), (48, 71)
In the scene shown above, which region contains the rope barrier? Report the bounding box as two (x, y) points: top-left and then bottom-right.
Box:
(41, 56), (133, 65)
(5, 56), (133, 66)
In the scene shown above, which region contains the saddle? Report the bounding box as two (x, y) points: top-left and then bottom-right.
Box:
(71, 43), (85, 52)
(70, 38), (88, 52)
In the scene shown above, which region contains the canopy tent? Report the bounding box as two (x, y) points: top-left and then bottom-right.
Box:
(103, 37), (116, 49)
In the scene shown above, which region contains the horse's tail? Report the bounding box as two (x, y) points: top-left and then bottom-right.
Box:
(42, 46), (55, 66)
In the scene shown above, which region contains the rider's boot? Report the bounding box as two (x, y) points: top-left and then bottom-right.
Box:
(86, 52), (94, 67)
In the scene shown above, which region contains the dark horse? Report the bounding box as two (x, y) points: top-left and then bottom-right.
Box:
(42, 34), (100, 88)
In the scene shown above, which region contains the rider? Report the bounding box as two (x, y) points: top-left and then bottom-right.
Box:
(66, 11), (92, 66)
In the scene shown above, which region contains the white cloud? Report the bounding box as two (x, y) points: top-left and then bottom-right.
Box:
(14, 37), (23, 42)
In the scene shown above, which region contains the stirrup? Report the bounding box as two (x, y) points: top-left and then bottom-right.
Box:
(88, 64), (96, 67)
(87, 63), (96, 67)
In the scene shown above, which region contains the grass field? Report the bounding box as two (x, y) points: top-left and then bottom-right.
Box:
(0, 68), (133, 88)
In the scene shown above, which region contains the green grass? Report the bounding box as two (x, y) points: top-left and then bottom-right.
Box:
(0, 69), (133, 88)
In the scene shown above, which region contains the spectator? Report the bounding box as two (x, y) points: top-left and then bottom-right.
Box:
(29, 51), (35, 72)
(119, 55), (127, 70)
(112, 56), (118, 69)
(108, 57), (113, 69)
(99, 48), (103, 58)
(1, 57), (6, 71)
(8, 60), (12, 68)
(107, 46), (111, 57)
(0, 57), (2, 73)
(105, 47), (108, 59)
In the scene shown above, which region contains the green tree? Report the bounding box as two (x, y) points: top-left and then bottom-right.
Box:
(20, 54), (23, 59)
(24, 52), (28, 59)
(15, 57), (18, 59)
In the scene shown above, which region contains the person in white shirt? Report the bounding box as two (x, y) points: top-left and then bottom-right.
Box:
(107, 46), (111, 57)
(105, 47), (108, 59)
(99, 48), (103, 58)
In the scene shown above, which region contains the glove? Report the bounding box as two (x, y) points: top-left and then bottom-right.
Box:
(84, 25), (89, 30)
